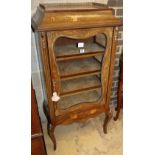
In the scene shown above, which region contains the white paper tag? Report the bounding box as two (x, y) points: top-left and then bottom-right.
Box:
(80, 49), (85, 54)
(52, 92), (60, 102)
(78, 42), (84, 48)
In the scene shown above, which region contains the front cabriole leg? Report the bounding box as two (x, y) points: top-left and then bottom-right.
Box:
(103, 111), (112, 134)
(47, 123), (56, 150)
(43, 102), (57, 150)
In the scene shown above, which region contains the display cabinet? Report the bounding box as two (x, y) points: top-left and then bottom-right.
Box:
(32, 2), (122, 150)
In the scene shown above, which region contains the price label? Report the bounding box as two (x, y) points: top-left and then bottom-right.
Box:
(78, 42), (84, 48)
(80, 49), (85, 54)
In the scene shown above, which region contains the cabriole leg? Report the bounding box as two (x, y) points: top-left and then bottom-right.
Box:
(103, 112), (112, 134)
(47, 123), (56, 150)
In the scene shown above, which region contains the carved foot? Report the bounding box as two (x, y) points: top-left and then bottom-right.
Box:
(114, 109), (120, 121)
(47, 123), (56, 150)
(115, 107), (118, 111)
(114, 97), (122, 121)
(103, 112), (112, 134)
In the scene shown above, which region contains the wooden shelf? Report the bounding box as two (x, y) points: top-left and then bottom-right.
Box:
(56, 51), (104, 61)
(60, 75), (101, 97)
(55, 43), (105, 61)
(59, 57), (101, 80)
(58, 89), (101, 109)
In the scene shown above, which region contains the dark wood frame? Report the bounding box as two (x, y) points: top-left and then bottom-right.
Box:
(31, 83), (47, 155)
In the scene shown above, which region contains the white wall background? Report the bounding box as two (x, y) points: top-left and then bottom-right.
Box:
(31, 0), (109, 122)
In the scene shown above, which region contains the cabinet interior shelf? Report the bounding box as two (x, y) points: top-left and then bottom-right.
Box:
(56, 51), (104, 62)
(58, 89), (101, 109)
(59, 57), (101, 80)
(60, 75), (101, 97)
(55, 42), (105, 61)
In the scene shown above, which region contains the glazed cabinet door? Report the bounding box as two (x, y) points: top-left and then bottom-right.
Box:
(46, 27), (113, 116)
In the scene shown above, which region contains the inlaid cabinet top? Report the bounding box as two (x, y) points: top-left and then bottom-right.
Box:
(32, 3), (122, 31)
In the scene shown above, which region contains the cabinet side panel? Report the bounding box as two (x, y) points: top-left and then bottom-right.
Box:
(35, 32), (55, 123)
(35, 33), (48, 103)
(35, 33), (47, 102)
(105, 27), (118, 111)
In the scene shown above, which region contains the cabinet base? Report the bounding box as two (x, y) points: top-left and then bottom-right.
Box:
(44, 101), (111, 150)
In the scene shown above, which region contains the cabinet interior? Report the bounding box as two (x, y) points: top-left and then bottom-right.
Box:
(54, 34), (107, 110)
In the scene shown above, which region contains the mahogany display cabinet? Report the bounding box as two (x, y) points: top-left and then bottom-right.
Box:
(32, 3), (122, 150)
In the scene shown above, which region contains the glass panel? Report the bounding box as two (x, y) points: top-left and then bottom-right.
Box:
(54, 34), (107, 110)
(58, 89), (101, 109)
(54, 36), (105, 57)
